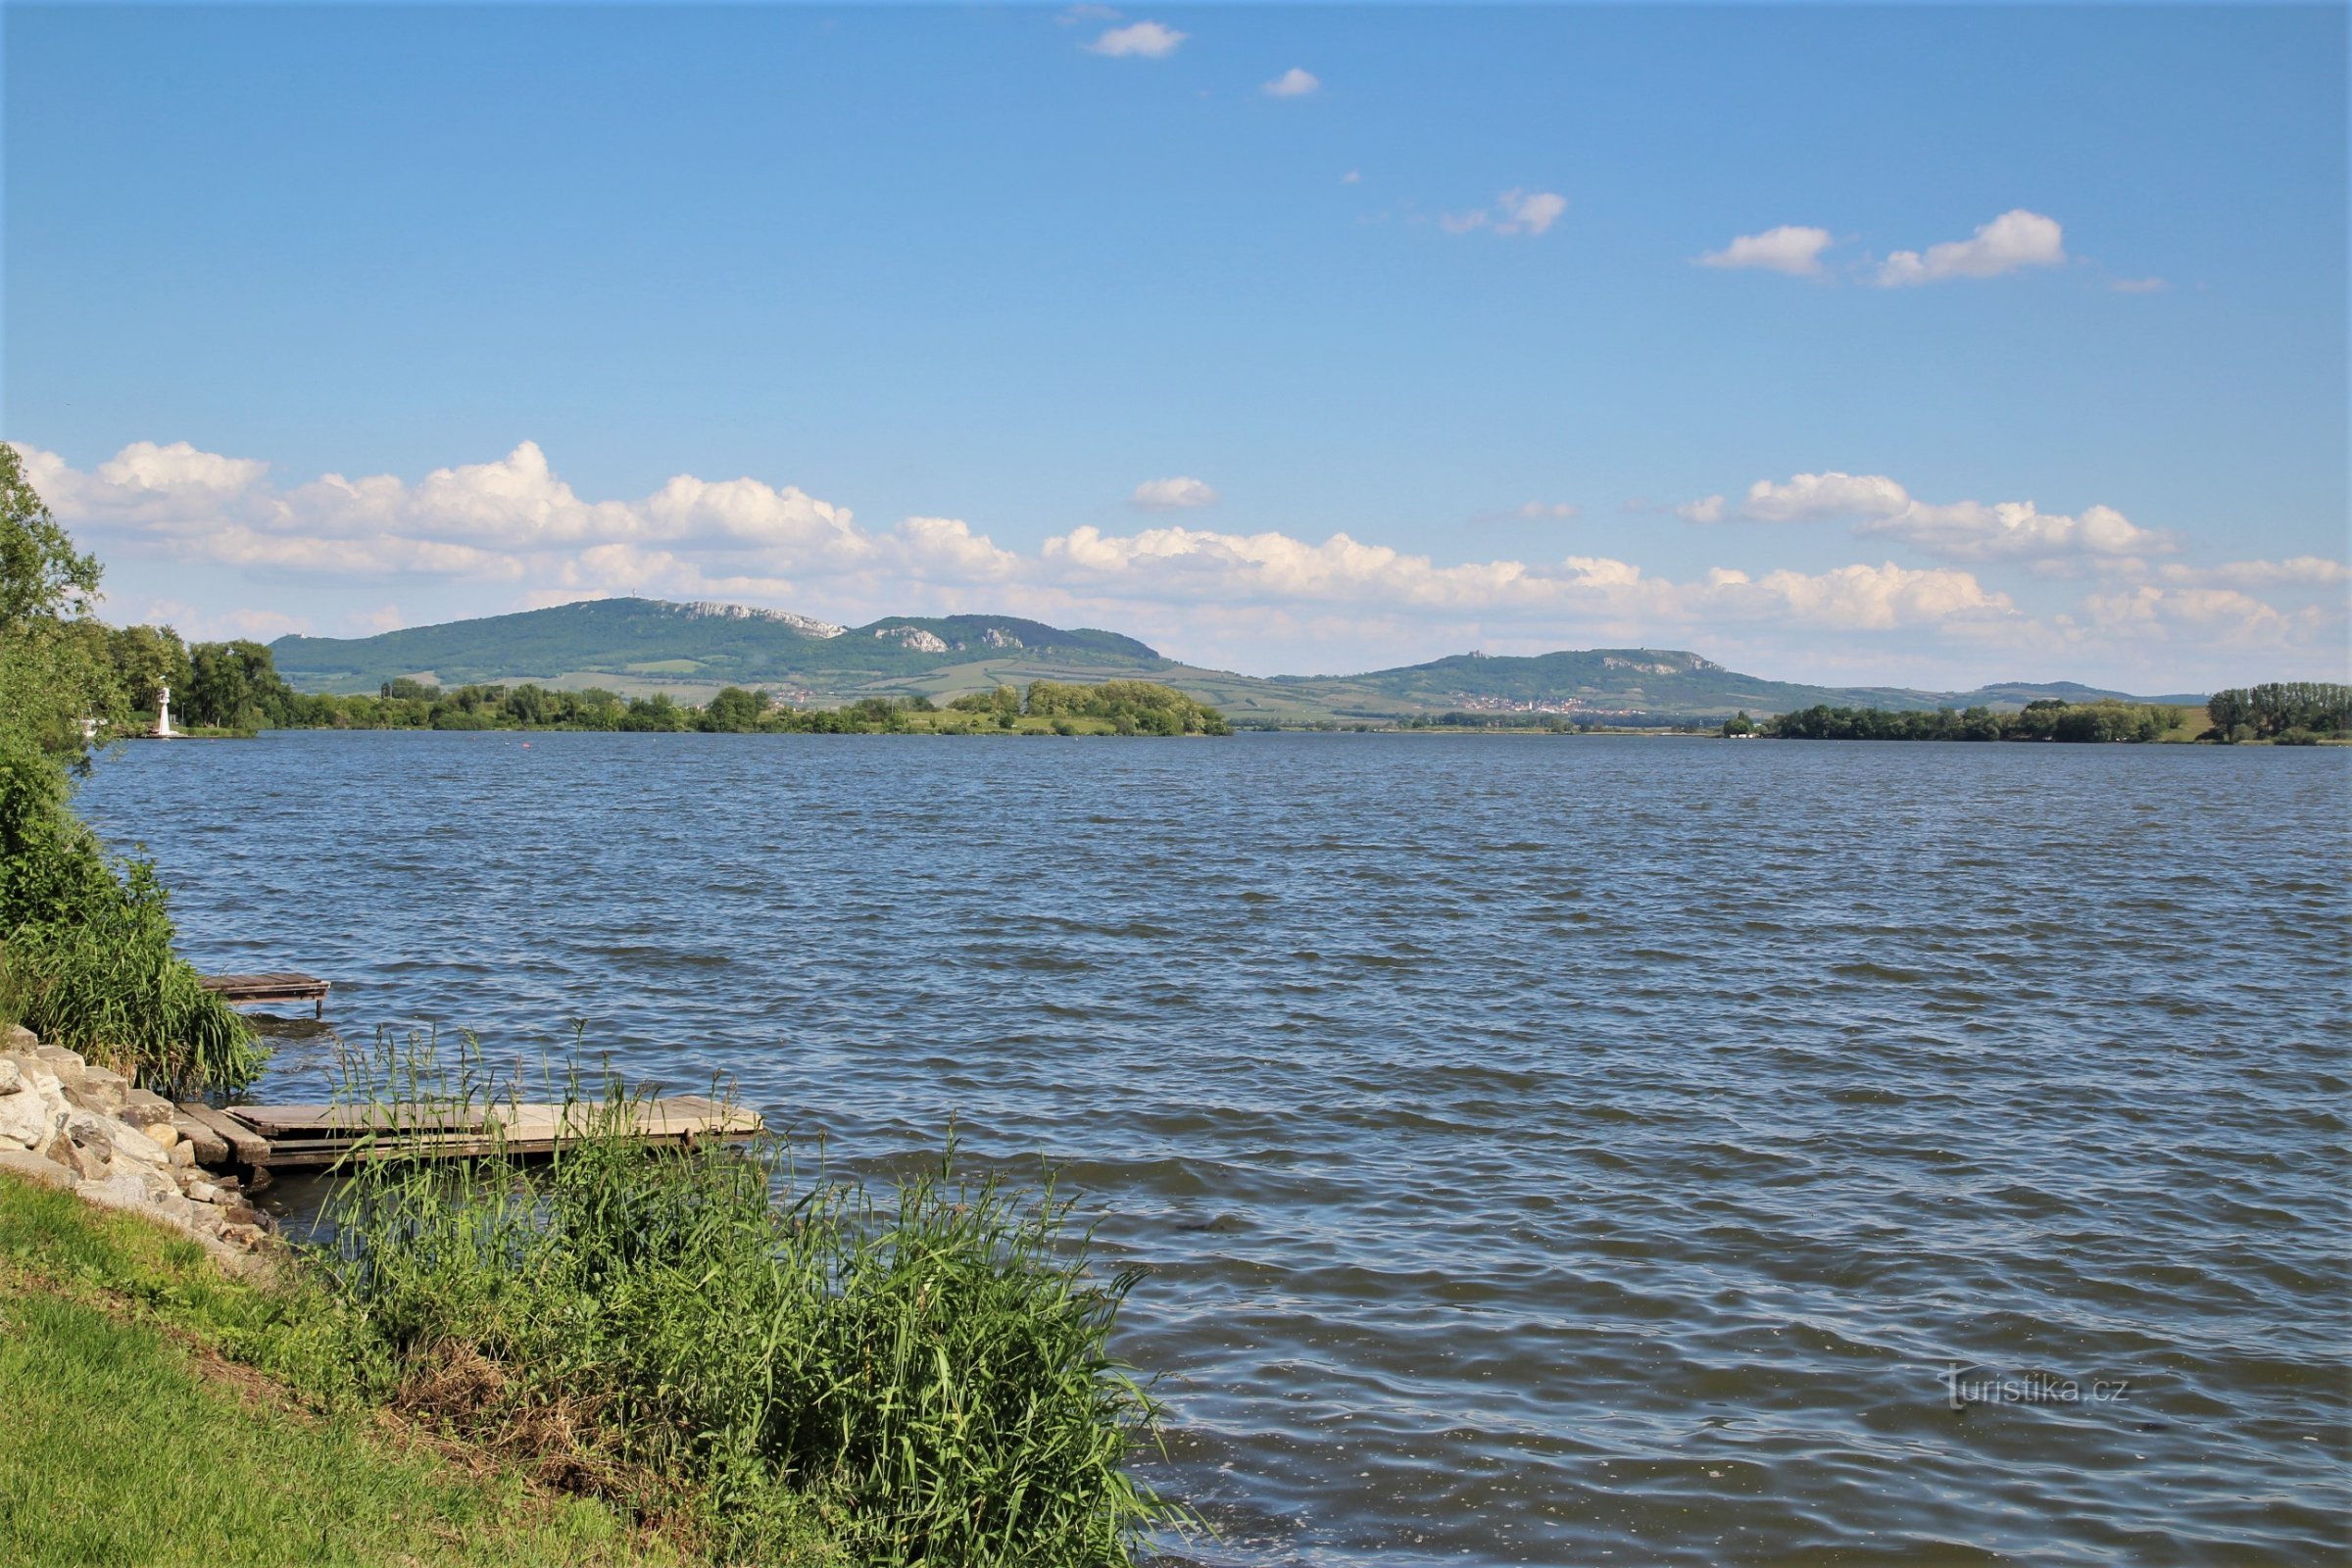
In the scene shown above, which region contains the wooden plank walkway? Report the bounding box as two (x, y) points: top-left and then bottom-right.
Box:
(199, 972), (332, 1016)
(172, 1095), (762, 1170)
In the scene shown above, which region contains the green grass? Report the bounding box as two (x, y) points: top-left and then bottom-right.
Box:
(316, 1062), (1187, 1567)
(0, 1045), (1189, 1567)
(0, 1171), (673, 1568)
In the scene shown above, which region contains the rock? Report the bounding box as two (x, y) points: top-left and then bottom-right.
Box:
(79, 1168), (161, 1214)
(220, 1223), (268, 1250)
(1, 1025), (35, 1053)
(183, 1179), (220, 1203)
(0, 1087), (63, 1152)
(106, 1119), (170, 1168)
(1, 1054), (61, 1097)
(0, 1060), (21, 1096)
(118, 1092), (176, 1134)
(62, 1109), (118, 1166)
(71, 1066), (130, 1111)
(0, 1144), (75, 1190)
(33, 1045), (86, 1075)
(168, 1143), (197, 1169)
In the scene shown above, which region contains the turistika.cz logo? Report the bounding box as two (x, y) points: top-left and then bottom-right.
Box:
(1939, 1364), (2132, 1410)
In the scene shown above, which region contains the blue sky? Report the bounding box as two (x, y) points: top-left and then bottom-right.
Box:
(6, 3), (2346, 688)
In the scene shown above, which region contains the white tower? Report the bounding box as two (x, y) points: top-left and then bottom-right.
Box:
(155, 683), (175, 739)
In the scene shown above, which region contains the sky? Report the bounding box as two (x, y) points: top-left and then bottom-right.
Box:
(5, 2), (2346, 690)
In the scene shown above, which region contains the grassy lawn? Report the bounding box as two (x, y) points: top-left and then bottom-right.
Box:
(0, 1172), (677, 1568)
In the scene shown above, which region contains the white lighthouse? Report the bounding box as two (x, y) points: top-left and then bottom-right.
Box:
(155, 683), (175, 739)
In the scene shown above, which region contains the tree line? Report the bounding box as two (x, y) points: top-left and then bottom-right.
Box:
(81, 630), (1233, 736)
(2202, 683), (2350, 744)
(1758, 699), (2186, 743)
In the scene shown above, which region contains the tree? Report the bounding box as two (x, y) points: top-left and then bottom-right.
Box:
(184, 640), (292, 730)
(0, 448), (121, 757)
(700, 687), (773, 732)
(108, 623), (192, 712)
(0, 445), (101, 632)
(1720, 710), (1756, 737)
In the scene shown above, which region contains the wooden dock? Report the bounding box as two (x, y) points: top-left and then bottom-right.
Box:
(169, 1095), (762, 1171)
(199, 972), (332, 1017)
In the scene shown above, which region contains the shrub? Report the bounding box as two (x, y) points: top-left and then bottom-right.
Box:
(0, 751), (262, 1092)
(317, 1059), (1187, 1565)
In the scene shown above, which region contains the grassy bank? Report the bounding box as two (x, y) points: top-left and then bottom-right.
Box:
(0, 1056), (1185, 1566)
(0, 1169), (674, 1567)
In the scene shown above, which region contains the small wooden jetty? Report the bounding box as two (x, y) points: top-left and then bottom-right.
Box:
(199, 972), (332, 1018)
(169, 1095), (762, 1171)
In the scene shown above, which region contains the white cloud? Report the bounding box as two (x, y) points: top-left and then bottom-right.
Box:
(1515, 503), (1580, 520)
(1858, 500), (2168, 564)
(1341, 170), (1361, 184)
(1676, 495), (1726, 524)
(1040, 521), (2013, 635)
(1442, 188), (1567, 238)
(1740, 471), (1912, 523)
(1873, 209), (2065, 286)
(1085, 20), (1185, 58)
(1698, 225), (1835, 276)
(2160, 556), (2350, 590)
(1056, 4), (1123, 24)
(1710, 469), (2174, 565)
(1129, 475), (1220, 511)
(2110, 276), (2168, 294)
(2079, 583), (2324, 652)
(1262, 68), (1320, 98)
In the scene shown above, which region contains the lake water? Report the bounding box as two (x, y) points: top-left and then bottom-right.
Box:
(76, 731), (2350, 1564)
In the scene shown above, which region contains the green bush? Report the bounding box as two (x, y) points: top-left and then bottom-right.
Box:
(317, 1062), (1185, 1565)
(0, 750), (262, 1093)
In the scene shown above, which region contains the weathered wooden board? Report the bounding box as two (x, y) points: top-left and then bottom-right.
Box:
(169, 1112), (229, 1166)
(198, 972), (331, 1016)
(174, 1102), (271, 1167)
(176, 1096), (763, 1170)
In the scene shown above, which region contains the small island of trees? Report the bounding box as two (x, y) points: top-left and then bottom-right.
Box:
(1741, 685), (2349, 744)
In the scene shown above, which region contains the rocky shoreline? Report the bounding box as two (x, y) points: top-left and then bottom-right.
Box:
(0, 1026), (280, 1273)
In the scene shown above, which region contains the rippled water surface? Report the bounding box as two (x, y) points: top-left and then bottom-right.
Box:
(77, 731), (2351, 1563)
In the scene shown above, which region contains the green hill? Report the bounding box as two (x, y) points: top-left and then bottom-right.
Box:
(270, 599), (1164, 697)
(267, 598), (2200, 720)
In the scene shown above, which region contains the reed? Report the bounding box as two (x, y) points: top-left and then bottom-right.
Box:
(311, 1037), (1186, 1565)
(0, 867), (262, 1094)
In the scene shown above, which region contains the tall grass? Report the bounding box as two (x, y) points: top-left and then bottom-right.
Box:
(312, 1039), (1186, 1565)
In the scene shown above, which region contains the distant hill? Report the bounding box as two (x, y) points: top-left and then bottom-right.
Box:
(270, 599), (1163, 696)
(267, 598), (2202, 719)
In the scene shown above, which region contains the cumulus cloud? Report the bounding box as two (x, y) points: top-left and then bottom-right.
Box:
(1129, 475), (1220, 511)
(1442, 188), (1567, 237)
(1873, 209), (2065, 286)
(1676, 495), (1726, 524)
(2180, 556), (2350, 589)
(1085, 20), (1185, 57)
(1041, 521), (2013, 633)
(1698, 224), (1835, 276)
(1706, 469), (2174, 565)
(1262, 68), (1319, 98)
(1740, 471), (1911, 523)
